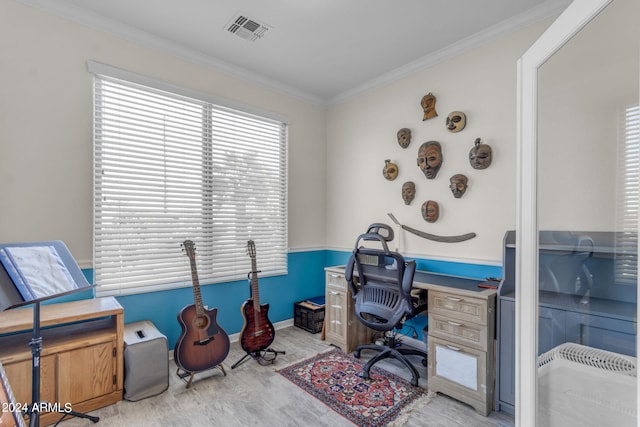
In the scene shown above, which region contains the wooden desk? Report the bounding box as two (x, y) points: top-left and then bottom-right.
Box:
(0, 297), (124, 426)
(325, 266), (497, 416)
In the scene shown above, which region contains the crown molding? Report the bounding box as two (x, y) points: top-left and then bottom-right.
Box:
(16, 0), (326, 106)
(328, 0), (572, 105)
(17, 0), (571, 108)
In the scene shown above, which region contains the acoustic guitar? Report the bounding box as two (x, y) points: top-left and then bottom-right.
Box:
(239, 240), (275, 354)
(174, 240), (230, 373)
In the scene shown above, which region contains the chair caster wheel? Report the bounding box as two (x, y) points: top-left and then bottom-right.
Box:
(353, 350), (361, 358)
(421, 358), (427, 367)
(411, 378), (419, 387)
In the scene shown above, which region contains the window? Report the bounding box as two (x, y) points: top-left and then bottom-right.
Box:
(615, 105), (639, 285)
(90, 62), (288, 296)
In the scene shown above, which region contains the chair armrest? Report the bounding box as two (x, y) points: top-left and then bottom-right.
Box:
(344, 253), (360, 297)
(402, 260), (416, 295)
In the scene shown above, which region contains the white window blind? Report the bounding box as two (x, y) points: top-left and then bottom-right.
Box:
(615, 105), (639, 285)
(92, 70), (288, 296)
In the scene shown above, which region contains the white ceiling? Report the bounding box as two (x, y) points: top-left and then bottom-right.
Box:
(21, 0), (570, 104)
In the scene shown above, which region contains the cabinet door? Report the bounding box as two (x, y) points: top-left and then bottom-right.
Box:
(497, 298), (515, 409)
(57, 341), (116, 404)
(538, 307), (566, 355)
(2, 355), (56, 407)
(497, 300), (567, 411)
(565, 312), (637, 357)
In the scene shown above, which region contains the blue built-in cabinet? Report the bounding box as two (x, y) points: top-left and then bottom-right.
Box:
(496, 230), (638, 414)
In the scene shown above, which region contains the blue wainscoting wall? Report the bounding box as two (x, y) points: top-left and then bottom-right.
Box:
(67, 250), (500, 350)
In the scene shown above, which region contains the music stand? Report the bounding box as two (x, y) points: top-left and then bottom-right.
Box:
(0, 241), (99, 427)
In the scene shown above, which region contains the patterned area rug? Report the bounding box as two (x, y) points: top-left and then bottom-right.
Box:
(278, 348), (430, 426)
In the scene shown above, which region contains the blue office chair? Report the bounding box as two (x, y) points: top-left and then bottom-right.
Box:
(345, 224), (428, 386)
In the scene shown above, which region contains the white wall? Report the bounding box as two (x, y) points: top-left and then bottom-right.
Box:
(0, 1), (327, 264)
(325, 20), (553, 264)
(5, 2), (614, 268)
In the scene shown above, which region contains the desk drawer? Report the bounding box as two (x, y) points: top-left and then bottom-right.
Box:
(429, 291), (488, 325)
(326, 271), (347, 289)
(429, 313), (487, 351)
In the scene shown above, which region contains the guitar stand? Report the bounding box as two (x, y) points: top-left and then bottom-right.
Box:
(231, 348), (286, 369)
(176, 364), (226, 389)
(231, 263), (285, 370)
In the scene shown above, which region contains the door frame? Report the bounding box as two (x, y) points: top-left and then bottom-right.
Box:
(515, 1), (615, 425)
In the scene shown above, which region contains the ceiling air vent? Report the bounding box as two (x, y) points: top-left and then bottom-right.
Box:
(226, 13), (272, 42)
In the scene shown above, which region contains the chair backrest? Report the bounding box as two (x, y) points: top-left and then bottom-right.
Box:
(344, 226), (417, 332)
(540, 234), (594, 294)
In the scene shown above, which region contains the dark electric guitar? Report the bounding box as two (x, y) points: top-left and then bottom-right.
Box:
(239, 240), (275, 354)
(174, 240), (230, 373)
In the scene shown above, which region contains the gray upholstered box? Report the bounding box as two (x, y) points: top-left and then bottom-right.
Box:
(123, 320), (169, 401)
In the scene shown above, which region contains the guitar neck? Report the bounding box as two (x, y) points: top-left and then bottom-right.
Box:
(189, 257), (204, 315)
(250, 257), (260, 308)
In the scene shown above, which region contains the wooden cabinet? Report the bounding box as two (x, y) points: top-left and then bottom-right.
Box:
(324, 267), (373, 352)
(2, 356), (57, 408)
(0, 297), (124, 426)
(426, 288), (496, 416)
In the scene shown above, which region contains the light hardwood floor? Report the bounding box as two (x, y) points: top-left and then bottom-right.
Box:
(56, 326), (514, 427)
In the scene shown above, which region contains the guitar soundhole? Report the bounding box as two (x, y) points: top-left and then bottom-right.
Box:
(194, 315), (209, 329)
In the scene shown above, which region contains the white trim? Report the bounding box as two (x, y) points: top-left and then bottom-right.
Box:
(326, 245), (502, 267)
(516, 53), (540, 426)
(78, 249), (501, 269)
(324, 245), (356, 253)
(22, 0), (569, 106)
(516, 1), (614, 426)
(329, 0), (572, 105)
(76, 260), (93, 269)
(287, 245), (327, 253)
(18, 0), (325, 106)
